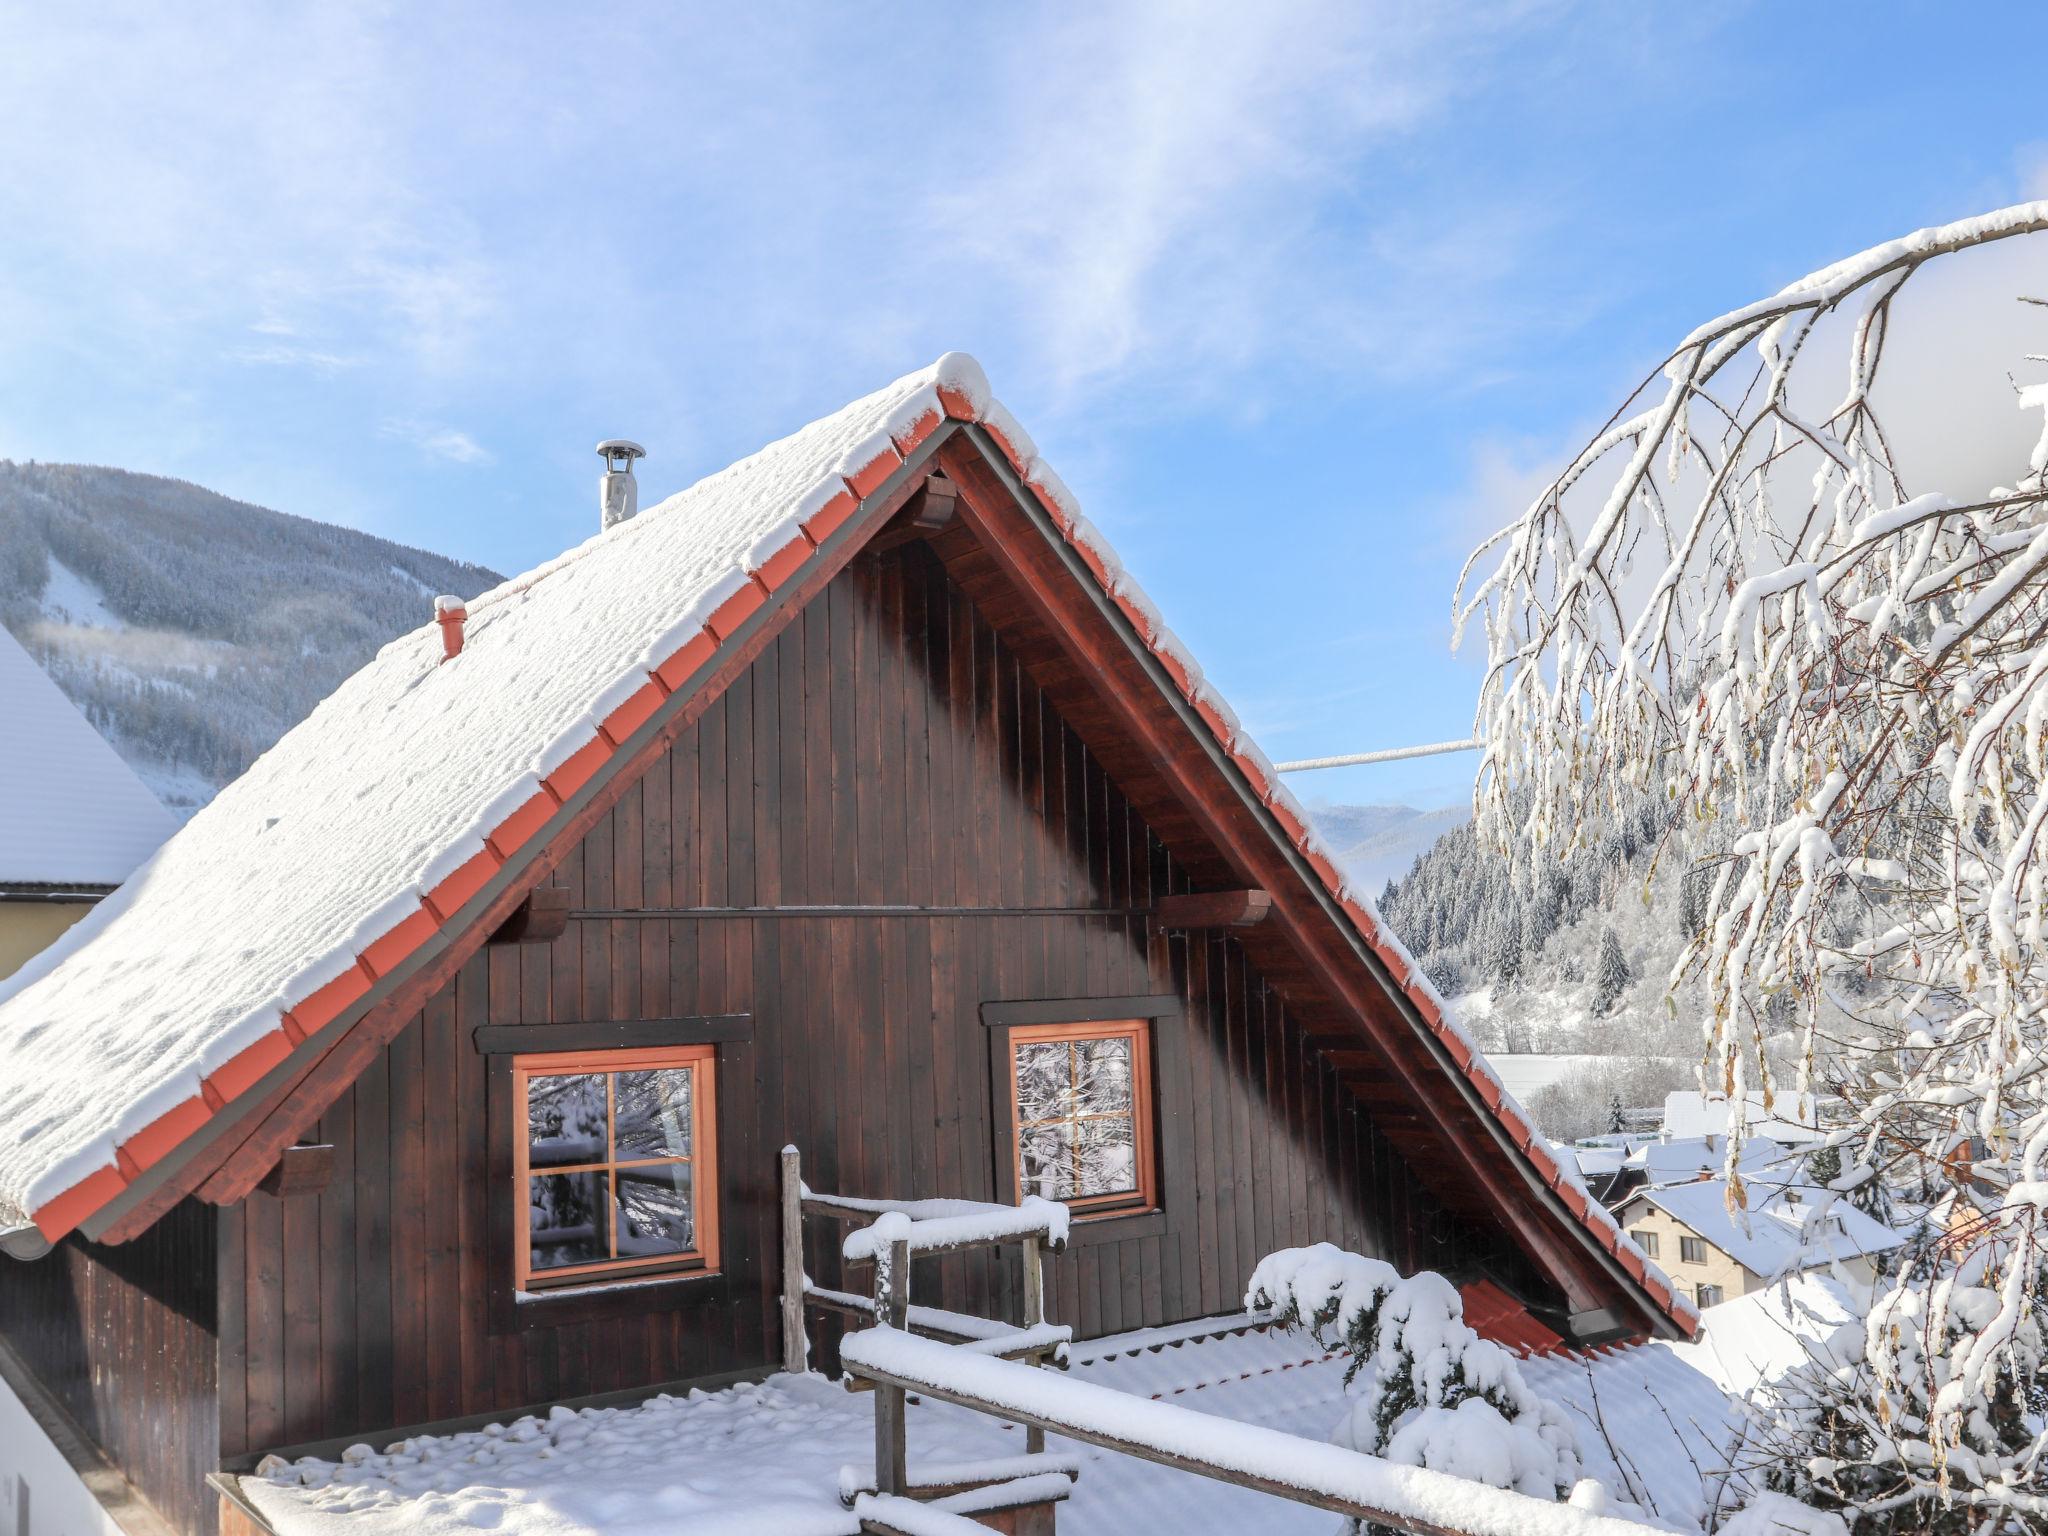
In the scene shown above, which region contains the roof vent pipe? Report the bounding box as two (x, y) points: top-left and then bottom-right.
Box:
(435, 595), (467, 661)
(598, 440), (646, 530)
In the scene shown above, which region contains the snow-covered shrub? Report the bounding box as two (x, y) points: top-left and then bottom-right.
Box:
(1749, 1258), (2048, 1535)
(1248, 1245), (1585, 1531)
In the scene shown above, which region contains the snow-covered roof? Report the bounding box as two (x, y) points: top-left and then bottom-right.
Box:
(243, 1318), (1746, 1536)
(1662, 1091), (1820, 1145)
(0, 624), (174, 887)
(0, 356), (1693, 1337)
(1625, 1136), (1801, 1189)
(1667, 1271), (1864, 1401)
(1621, 1181), (1903, 1282)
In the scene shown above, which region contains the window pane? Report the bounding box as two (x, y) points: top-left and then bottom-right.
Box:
(1074, 1037), (1133, 1114)
(1018, 1124), (1076, 1199)
(615, 1068), (692, 1160)
(528, 1074), (608, 1167)
(528, 1172), (607, 1271)
(615, 1164), (695, 1256)
(1014, 1042), (1071, 1124)
(1074, 1113), (1137, 1197)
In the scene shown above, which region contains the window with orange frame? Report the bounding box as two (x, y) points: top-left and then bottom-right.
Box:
(513, 1045), (719, 1290)
(1006, 1018), (1156, 1218)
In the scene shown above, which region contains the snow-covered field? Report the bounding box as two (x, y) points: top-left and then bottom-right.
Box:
(245, 1311), (1769, 1536)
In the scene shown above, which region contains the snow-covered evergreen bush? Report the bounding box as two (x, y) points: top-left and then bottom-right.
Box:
(1247, 1245), (1590, 1532)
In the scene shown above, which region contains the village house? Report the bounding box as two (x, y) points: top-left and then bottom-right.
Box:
(0, 624), (172, 982)
(0, 357), (1696, 1536)
(1615, 1179), (1902, 1307)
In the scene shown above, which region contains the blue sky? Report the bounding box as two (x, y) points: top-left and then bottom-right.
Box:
(3, 3), (2044, 811)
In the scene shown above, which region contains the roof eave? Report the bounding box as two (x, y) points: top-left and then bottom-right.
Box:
(948, 423), (1691, 1343)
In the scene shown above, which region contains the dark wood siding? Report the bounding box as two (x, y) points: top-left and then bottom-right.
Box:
(216, 538), (1532, 1461)
(0, 1198), (218, 1536)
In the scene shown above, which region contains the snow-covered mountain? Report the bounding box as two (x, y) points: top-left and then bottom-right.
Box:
(1307, 801), (1470, 894)
(0, 462), (501, 818)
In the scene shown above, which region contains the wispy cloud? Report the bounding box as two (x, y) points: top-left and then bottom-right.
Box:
(908, 0), (1565, 407)
(379, 418), (493, 466)
(229, 343), (363, 374)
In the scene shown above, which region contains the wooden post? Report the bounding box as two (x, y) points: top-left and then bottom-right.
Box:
(1020, 1234), (1046, 1456)
(875, 1233), (912, 1495)
(780, 1146), (807, 1374)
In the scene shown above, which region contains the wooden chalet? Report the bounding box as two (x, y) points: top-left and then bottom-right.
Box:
(0, 356), (1694, 1536)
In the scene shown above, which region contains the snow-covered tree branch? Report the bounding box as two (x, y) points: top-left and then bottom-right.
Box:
(1457, 203), (2048, 1529)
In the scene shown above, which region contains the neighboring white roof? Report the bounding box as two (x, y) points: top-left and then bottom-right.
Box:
(1669, 1270), (1864, 1400)
(1663, 1090), (1821, 1144)
(1563, 1143), (1625, 1178)
(0, 624), (173, 887)
(1625, 1135), (1803, 1189)
(1622, 1179), (1903, 1281)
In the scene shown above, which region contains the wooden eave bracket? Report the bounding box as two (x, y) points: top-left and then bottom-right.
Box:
(256, 1142), (334, 1199)
(488, 885), (571, 946)
(1149, 888), (1272, 933)
(870, 474), (960, 552)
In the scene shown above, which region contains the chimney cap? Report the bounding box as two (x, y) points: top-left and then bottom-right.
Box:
(596, 439), (646, 460)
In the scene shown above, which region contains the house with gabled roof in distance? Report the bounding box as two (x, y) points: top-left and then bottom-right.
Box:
(1615, 1179), (1902, 1308)
(0, 356), (1699, 1536)
(0, 624), (173, 982)
(1662, 1090), (1821, 1146)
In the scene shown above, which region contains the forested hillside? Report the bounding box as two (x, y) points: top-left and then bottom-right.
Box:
(1363, 793), (1705, 1136)
(0, 462), (500, 816)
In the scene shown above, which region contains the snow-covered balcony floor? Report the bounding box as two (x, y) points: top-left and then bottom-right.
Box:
(244, 1319), (1747, 1536)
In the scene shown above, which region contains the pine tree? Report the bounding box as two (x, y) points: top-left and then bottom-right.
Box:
(1492, 910), (1523, 993)
(1592, 927), (1629, 1014)
(1608, 1093), (1626, 1135)
(1805, 1143), (1842, 1188)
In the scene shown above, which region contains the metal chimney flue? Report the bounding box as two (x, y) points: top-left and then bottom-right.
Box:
(597, 439), (646, 530)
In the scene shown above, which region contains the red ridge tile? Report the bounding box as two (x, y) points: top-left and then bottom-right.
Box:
(801, 488), (859, 545)
(890, 405), (943, 458)
(1305, 848), (1343, 893)
(1111, 592), (1157, 645)
(360, 902), (437, 979)
(936, 382), (981, 421)
(1072, 537), (1117, 591)
(487, 789), (558, 861)
(843, 445), (902, 499)
(33, 1164), (129, 1242)
(653, 632), (718, 693)
(1234, 750), (1276, 804)
(1155, 646), (1200, 699)
(285, 963), (372, 1039)
(706, 581), (766, 642)
(203, 1027), (295, 1105)
(542, 734), (612, 804)
(982, 418), (1033, 473)
(599, 679), (668, 748)
(119, 1094), (211, 1175)
(749, 535), (814, 595)
(424, 845), (503, 924)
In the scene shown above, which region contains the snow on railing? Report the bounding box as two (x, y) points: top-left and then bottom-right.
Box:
(839, 1328), (1670, 1536)
(778, 1143), (1076, 1517)
(839, 1196), (1069, 1263)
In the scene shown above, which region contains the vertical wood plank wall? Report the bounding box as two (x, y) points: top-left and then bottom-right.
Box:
(0, 1199), (218, 1536)
(215, 540), (1532, 1462)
